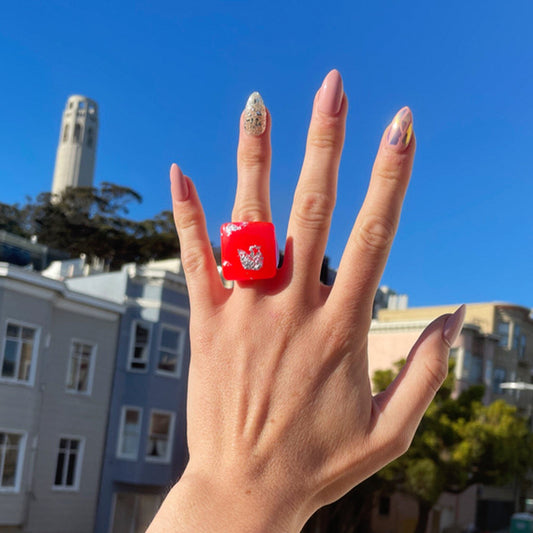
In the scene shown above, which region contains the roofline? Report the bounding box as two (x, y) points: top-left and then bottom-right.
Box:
(0, 262), (124, 314)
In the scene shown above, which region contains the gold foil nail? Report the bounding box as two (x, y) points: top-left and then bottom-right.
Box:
(244, 92), (266, 136)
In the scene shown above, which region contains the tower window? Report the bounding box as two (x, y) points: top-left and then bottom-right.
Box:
(79, 101), (85, 109)
(88, 104), (95, 114)
(74, 123), (81, 143)
(86, 128), (94, 148)
(63, 124), (70, 142)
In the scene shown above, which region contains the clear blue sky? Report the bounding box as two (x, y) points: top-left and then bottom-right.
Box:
(1, 1), (532, 308)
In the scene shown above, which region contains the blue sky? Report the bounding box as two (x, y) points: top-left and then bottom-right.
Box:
(1, 1), (532, 308)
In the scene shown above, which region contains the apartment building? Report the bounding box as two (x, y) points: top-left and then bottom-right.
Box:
(368, 301), (533, 533)
(66, 259), (190, 533)
(0, 262), (123, 532)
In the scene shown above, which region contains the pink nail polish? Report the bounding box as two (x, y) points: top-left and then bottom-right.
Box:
(387, 107), (413, 151)
(318, 70), (343, 116)
(170, 163), (189, 201)
(443, 304), (466, 347)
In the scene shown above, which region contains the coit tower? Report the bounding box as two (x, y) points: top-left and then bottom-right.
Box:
(51, 95), (98, 196)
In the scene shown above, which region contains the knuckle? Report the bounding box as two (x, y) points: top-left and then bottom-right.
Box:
(232, 201), (268, 222)
(239, 146), (269, 169)
(423, 357), (448, 396)
(180, 244), (210, 275)
(374, 160), (404, 184)
(357, 214), (396, 253)
(307, 131), (339, 151)
(293, 190), (334, 230)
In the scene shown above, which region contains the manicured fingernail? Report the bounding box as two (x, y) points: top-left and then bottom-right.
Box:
(318, 69), (343, 116)
(387, 107), (413, 151)
(170, 163), (189, 201)
(443, 304), (466, 348)
(243, 91), (266, 136)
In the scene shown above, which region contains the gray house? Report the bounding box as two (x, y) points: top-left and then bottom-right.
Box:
(0, 262), (123, 532)
(66, 259), (190, 533)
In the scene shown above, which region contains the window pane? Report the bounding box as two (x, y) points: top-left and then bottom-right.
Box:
(125, 410), (140, 425)
(135, 495), (162, 533)
(66, 359), (77, 389)
(55, 452), (65, 485)
(2, 449), (18, 487)
(21, 328), (35, 341)
(112, 493), (136, 533)
(77, 360), (89, 391)
(66, 453), (77, 486)
(133, 345), (148, 362)
(151, 414), (170, 435)
(157, 351), (176, 372)
(6, 324), (19, 338)
(1, 340), (17, 378)
(17, 343), (33, 381)
(161, 329), (179, 349)
(136, 325), (149, 344)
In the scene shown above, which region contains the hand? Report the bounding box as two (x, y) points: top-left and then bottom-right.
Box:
(148, 70), (465, 533)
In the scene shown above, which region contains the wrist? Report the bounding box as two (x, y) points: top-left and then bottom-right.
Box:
(148, 465), (308, 533)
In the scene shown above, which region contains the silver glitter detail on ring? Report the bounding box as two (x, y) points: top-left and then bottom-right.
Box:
(244, 92), (266, 136)
(238, 245), (264, 270)
(223, 222), (247, 237)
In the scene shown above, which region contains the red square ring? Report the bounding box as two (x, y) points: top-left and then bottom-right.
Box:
(220, 222), (277, 281)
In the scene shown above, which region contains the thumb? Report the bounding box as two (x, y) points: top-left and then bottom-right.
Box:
(370, 305), (466, 459)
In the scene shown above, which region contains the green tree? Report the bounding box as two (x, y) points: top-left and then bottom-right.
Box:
(1, 184), (179, 269)
(303, 362), (532, 533)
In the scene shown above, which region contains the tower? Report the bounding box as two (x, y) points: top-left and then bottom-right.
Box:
(51, 95), (98, 196)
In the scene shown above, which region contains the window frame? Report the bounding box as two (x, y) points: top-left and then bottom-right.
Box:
(0, 428), (26, 493)
(52, 435), (85, 491)
(116, 406), (143, 461)
(155, 324), (185, 378)
(65, 338), (97, 395)
(0, 319), (40, 386)
(145, 409), (175, 464)
(126, 320), (152, 373)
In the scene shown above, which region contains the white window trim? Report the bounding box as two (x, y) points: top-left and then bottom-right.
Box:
(126, 320), (152, 373)
(0, 318), (41, 387)
(0, 428), (26, 493)
(116, 406), (143, 461)
(52, 435), (85, 491)
(145, 409), (175, 464)
(65, 338), (97, 395)
(155, 324), (185, 378)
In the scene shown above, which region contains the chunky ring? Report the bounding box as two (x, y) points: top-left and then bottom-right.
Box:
(220, 221), (277, 281)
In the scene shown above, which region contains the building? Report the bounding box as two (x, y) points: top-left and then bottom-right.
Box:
(66, 259), (190, 533)
(51, 95), (98, 197)
(368, 301), (533, 533)
(0, 231), (70, 271)
(0, 262), (123, 532)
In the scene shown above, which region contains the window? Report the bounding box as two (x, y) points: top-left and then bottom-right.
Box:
(145, 411), (174, 463)
(66, 341), (95, 393)
(1, 321), (38, 384)
(497, 322), (509, 348)
(63, 123), (70, 142)
(492, 367), (506, 394)
(0, 431), (25, 491)
(86, 127), (94, 147)
(111, 492), (164, 533)
(156, 325), (184, 377)
(53, 437), (83, 489)
(117, 407), (142, 460)
(128, 322), (151, 372)
(518, 335), (526, 359)
(74, 123), (81, 142)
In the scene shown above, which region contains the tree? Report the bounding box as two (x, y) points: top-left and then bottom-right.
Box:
(302, 362), (532, 533)
(1, 184), (180, 269)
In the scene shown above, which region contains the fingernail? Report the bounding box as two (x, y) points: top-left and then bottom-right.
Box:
(443, 304), (466, 348)
(387, 106), (413, 151)
(243, 91), (266, 136)
(318, 69), (343, 116)
(170, 163), (189, 201)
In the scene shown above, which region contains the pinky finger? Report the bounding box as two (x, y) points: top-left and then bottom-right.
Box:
(369, 305), (466, 459)
(170, 163), (226, 308)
